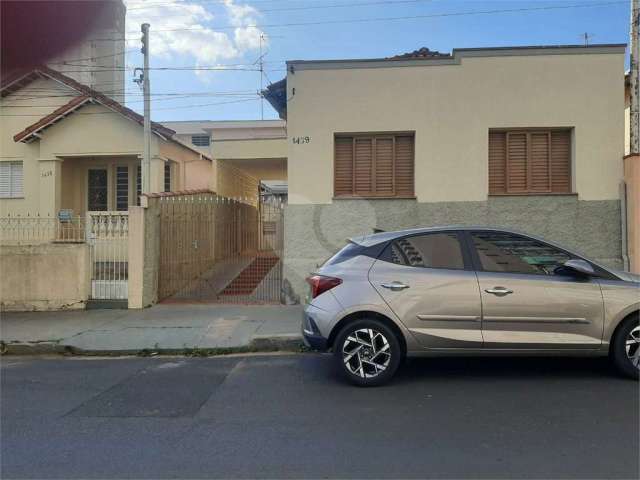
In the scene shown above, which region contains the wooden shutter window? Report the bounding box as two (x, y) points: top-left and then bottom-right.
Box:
(374, 137), (394, 195)
(550, 131), (571, 193)
(395, 135), (414, 197)
(529, 132), (551, 192)
(354, 138), (373, 195)
(334, 133), (414, 198)
(489, 129), (571, 195)
(506, 132), (527, 192)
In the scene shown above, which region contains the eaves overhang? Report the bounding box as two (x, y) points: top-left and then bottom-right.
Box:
(286, 44), (627, 71)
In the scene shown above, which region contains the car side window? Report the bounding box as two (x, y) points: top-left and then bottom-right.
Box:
(382, 233), (465, 270)
(470, 231), (571, 275)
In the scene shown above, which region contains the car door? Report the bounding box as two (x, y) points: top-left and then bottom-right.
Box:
(368, 231), (483, 349)
(467, 230), (605, 350)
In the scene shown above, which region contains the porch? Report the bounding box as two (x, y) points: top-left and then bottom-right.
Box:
(58, 154), (173, 217)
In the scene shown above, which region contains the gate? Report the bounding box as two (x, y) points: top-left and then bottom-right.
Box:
(157, 193), (284, 304)
(86, 211), (129, 301)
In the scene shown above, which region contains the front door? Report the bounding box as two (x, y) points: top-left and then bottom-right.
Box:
(369, 231), (483, 349)
(468, 231), (604, 349)
(87, 168), (108, 211)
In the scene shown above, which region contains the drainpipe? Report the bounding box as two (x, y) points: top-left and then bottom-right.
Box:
(620, 180), (630, 271)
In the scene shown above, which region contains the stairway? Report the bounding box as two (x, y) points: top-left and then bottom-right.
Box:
(220, 255), (280, 296)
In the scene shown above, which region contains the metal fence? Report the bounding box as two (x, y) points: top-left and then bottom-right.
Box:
(0, 216), (85, 244)
(157, 192), (284, 304)
(216, 161), (260, 206)
(86, 211), (129, 301)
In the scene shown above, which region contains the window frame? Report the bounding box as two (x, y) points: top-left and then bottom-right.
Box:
(462, 229), (615, 279)
(164, 162), (172, 193)
(115, 165), (129, 211)
(333, 131), (416, 199)
(378, 231), (474, 271)
(488, 128), (573, 196)
(0, 161), (24, 199)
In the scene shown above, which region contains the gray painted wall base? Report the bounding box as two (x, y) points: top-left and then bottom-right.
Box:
(283, 196), (622, 303)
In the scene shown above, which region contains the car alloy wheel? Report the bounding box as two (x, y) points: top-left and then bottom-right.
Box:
(342, 328), (391, 379)
(626, 325), (640, 370)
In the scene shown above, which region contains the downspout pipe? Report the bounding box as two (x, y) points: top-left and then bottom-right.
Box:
(620, 180), (630, 272)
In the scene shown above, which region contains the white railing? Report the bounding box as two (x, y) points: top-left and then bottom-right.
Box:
(0, 216), (85, 244)
(86, 212), (129, 301)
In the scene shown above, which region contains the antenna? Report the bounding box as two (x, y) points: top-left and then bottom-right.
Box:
(580, 32), (595, 46)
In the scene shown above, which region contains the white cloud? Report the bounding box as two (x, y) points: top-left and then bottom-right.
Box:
(125, 0), (265, 74)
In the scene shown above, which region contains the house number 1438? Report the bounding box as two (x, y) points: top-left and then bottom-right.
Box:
(292, 136), (310, 144)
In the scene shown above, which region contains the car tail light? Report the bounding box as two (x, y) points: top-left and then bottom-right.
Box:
(306, 275), (342, 299)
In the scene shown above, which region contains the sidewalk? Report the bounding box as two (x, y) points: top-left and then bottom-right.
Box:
(0, 304), (303, 355)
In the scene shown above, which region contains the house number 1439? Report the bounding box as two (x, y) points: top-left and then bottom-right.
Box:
(292, 136), (310, 144)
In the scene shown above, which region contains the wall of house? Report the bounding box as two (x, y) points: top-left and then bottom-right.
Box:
(283, 49), (626, 299)
(158, 139), (213, 191)
(0, 78), (78, 217)
(219, 158), (286, 181)
(624, 155), (640, 273)
(212, 137), (287, 160)
(0, 243), (90, 311)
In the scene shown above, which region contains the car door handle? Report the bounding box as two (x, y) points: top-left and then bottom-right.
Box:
(485, 287), (513, 296)
(381, 282), (410, 291)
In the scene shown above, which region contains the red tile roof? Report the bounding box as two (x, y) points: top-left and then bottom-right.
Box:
(2, 65), (176, 140)
(391, 47), (451, 59)
(13, 95), (92, 142)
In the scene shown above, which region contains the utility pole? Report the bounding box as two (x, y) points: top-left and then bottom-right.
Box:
(141, 23), (151, 194)
(630, 0), (640, 154)
(259, 33), (265, 120)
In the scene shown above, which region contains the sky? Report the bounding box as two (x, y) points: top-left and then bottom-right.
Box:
(121, 0), (629, 122)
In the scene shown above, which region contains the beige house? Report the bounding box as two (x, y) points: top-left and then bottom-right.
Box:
(0, 67), (213, 219)
(162, 120), (287, 183)
(265, 44), (628, 300)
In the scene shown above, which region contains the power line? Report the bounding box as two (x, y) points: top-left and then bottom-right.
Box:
(48, 66), (264, 73)
(113, 0), (627, 35)
(2, 94), (260, 107)
(129, 0), (433, 14)
(125, 0), (347, 10)
(0, 97), (260, 117)
(56, 60), (284, 69)
(47, 49), (138, 65)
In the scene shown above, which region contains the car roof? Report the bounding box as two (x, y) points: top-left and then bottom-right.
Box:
(350, 225), (522, 247)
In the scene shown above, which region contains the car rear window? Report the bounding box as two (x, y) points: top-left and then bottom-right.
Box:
(323, 242), (365, 266)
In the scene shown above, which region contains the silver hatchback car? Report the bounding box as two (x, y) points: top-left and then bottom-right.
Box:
(302, 226), (640, 386)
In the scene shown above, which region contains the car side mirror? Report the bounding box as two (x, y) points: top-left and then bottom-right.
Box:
(562, 259), (596, 277)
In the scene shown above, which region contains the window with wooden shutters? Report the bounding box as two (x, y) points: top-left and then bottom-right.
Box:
(488, 129), (572, 194)
(0, 162), (24, 198)
(334, 133), (414, 198)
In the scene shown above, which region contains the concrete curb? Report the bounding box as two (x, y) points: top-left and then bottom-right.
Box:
(1, 335), (305, 357)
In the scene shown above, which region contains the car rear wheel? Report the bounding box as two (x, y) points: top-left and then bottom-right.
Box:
(333, 319), (402, 387)
(610, 314), (640, 380)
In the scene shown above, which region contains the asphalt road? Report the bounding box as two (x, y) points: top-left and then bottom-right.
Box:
(1, 353), (638, 479)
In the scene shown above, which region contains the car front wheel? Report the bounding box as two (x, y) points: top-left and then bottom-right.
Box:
(333, 319), (403, 387)
(610, 314), (640, 380)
